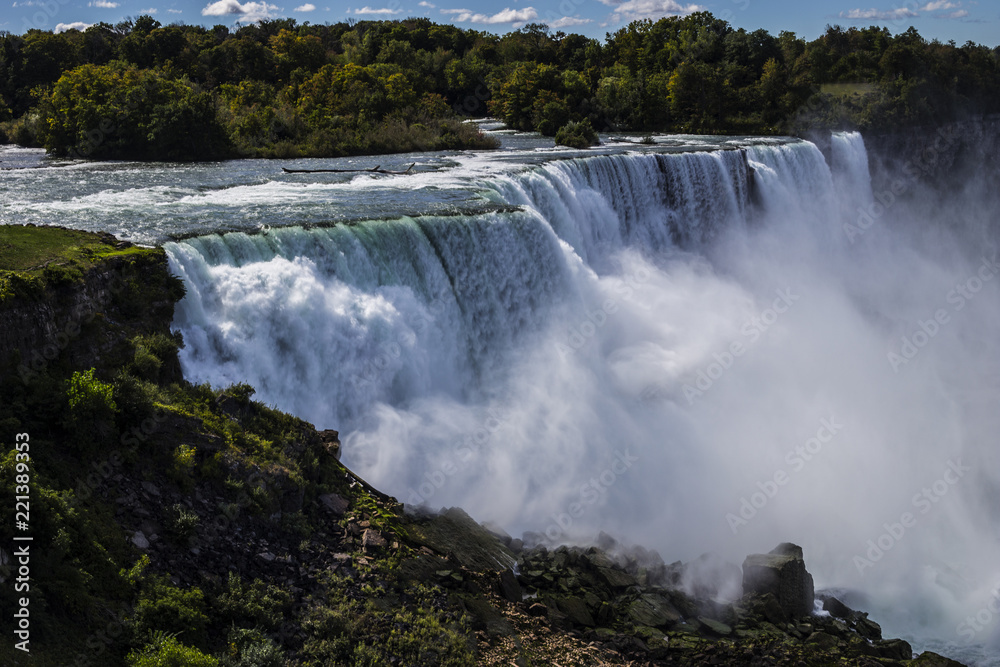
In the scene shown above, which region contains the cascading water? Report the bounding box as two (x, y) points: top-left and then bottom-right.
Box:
(167, 135), (1000, 665)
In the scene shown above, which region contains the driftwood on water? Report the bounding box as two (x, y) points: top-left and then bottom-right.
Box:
(282, 163), (415, 175)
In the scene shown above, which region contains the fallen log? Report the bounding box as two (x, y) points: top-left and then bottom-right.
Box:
(282, 163), (415, 175)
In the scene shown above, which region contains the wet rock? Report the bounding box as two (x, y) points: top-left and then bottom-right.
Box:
(131, 531), (150, 549)
(497, 569), (521, 603)
(908, 651), (967, 666)
(627, 593), (682, 628)
(820, 595), (854, 619)
(876, 638), (913, 660)
(406, 507), (515, 571)
(742, 543), (814, 619)
(696, 616), (732, 636)
(557, 596), (595, 627)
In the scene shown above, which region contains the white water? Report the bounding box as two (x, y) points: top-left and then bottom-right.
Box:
(167, 135), (1000, 664)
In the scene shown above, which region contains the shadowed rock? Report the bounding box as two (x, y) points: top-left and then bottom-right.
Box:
(742, 542), (815, 620)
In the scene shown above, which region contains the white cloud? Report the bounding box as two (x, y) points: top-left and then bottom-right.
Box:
(54, 21), (92, 32)
(140, 7), (158, 13)
(918, 0), (958, 9)
(88, 0), (119, 7)
(294, 2), (315, 9)
(546, 15), (592, 28)
(168, 7), (182, 12)
(441, 6), (538, 24)
(354, 5), (402, 13)
(201, 0), (277, 22)
(418, 0), (435, 6)
(839, 7), (919, 19)
(599, 0), (705, 24)
(840, 1), (967, 21)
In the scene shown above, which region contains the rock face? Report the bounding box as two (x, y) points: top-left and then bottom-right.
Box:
(742, 542), (815, 620)
(0, 232), (184, 383)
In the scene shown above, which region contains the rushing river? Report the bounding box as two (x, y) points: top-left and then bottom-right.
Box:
(3, 125), (999, 665)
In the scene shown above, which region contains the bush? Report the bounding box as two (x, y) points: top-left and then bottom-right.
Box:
(554, 118), (599, 149)
(167, 503), (200, 543)
(66, 368), (118, 448)
(215, 573), (293, 631)
(129, 575), (211, 648)
(218, 628), (284, 667)
(127, 633), (218, 667)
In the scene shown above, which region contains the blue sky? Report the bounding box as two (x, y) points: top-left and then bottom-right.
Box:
(5, 0), (998, 46)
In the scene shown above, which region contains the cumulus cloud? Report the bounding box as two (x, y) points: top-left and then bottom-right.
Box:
(546, 15), (593, 28)
(418, 0), (435, 6)
(935, 8), (968, 17)
(353, 5), (402, 14)
(167, 8), (183, 13)
(88, 0), (119, 7)
(294, 2), (315, 9)
(201, 0), (278, 22)
(599, 0), (705, 24)
(54, 21), (92, 32)
(139, 7), (158, 13)
(839, 7), (919, 19)
(441, 6), (538, 24)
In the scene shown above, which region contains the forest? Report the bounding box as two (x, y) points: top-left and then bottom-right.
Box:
(0, 12), (998, 159)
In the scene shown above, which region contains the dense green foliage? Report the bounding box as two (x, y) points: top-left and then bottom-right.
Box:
(555, 118), (599, 148)
(1, 13), (998, 157)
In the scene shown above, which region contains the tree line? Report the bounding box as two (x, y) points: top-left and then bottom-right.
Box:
(0, 13), (998, 159)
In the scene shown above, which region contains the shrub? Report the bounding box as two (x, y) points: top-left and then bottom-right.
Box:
(66, 368), (118, 449)
(167, 503), (200, 543)
(129, 576), (211, 648)
(555, 118), (600, 149)
(169, 445), (197, 490)
(218, 627), (284, 667)
(214, 573), (293, 631)
(127, 632), (218, 667)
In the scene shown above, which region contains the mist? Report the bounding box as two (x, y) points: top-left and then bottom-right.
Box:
(168, 131), (1000, 661)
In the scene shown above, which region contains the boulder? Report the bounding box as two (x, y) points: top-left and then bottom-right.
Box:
(742, 543), (814, 620)
(907, 651), (967, 667)
(497, 568), (521, 603)
(626, 593), (682, 628)
(319, 492), (348, 516)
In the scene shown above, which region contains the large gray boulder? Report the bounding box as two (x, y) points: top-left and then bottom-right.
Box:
(742, 542), (814, 619)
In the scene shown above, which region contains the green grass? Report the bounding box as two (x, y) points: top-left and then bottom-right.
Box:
(0, 224), (163, 304)
(0, 224), (119, 273)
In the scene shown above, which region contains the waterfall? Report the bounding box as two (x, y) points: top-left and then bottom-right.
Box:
(167, 135), (1000, 663)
